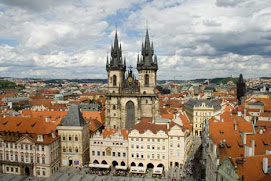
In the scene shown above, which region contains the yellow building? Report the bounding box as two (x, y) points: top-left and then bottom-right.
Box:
(184, 99), (222, 136)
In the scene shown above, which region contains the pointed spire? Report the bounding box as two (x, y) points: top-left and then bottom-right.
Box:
(114, 31), (119, 49)
(154, 55), (157, 64)
(124, 57), (126, 67)
(137, 54), (139, 64)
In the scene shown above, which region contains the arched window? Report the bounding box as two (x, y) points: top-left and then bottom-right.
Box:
(113, 75), (117, 86)
(145, 99), (148, 104)
(113, 105), (116, 110)
(75, 147), (78, 153)
(69, 147), (72, 152)
(63, 147), (66, 152)
(144, 74), (149, 86)
(75, 136), (78, 142)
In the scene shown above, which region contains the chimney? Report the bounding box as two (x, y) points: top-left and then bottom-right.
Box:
(266, 150), (271, 155)
(251, 140), (255, 156)
(242, 133), (247, 145)
(263, 157), (268, 174)
(234, 120), (237, 131)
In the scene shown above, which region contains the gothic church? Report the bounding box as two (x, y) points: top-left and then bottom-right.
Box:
(105, 30), (159, 129)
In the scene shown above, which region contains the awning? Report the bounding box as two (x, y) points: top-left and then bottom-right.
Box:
(89, 164), (110, 169)
(130, 166), (146, 173)
(115, 166), (127, 170)
(152, 167), (163, 174)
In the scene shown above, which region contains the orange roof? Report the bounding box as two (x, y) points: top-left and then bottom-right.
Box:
(0, 93), (17, 99)
(102, 129), (128, 139)
(89, 119), (103, 132)
(21, 110), (67, 125)
(235, 155), (271, 181)
(82, 111), (105, 124)
(0, 116), (57, 134)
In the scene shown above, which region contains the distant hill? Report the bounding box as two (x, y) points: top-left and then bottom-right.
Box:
(43, 79), (107, 84)
(192, 77), (238, 85)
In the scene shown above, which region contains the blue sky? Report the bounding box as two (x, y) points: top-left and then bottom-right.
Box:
(0, 0), (271, 80)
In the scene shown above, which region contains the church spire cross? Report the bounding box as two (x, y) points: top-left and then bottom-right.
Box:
(128, 65), (133, 71)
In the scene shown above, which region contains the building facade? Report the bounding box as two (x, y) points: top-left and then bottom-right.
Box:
(0, 117), (61, 178)
(57, 104), (90, 167)
(89, 129), (128, 167)
(105, 30), (159, 130)
(128, 117), (192, 171)
(184, 99), (222, 136)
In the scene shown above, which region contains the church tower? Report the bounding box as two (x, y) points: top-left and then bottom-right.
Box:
(237, 74), (246, 105)
(105, 29), (159, 130)
(137, 29), (158, 95)
(106, 31), (126, 94)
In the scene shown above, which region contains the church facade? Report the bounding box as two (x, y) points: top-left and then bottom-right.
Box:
(105, 30), (159, 130)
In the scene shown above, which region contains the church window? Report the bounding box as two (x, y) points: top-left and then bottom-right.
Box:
(144, 74), (149, 86)
(75, 147), (78, 153)
(75, 136), (78, 141)
(113, 75), (117, 86)
(63, 147), (66, 152)
(92, 151), (95, 156)
(146, 99), (148, 104)
(113, 105), (116, 110)
(69, 147), (72, 152)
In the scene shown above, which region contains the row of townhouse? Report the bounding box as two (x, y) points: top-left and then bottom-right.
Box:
(89, 112), (193, 171)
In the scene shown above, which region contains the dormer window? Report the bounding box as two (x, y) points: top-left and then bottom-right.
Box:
(37, 135), (44, 142)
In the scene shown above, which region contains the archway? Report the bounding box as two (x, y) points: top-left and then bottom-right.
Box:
(112, 161), (118, 167)
(138, 163), (143, 167)
(93, 160), (99, 164)
(147, 163), (154, 169)
(126, 101), (135, 129)
(121, 161), (125, 166)
(25, 166), (30, 176)
(131, 162), (136, 167)
(175, 162), (179, 167)
(157, 164), (164, 168)
(101, 160), (107, 165)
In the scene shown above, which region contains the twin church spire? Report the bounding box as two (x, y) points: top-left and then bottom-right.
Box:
(106, 29), (158, 72)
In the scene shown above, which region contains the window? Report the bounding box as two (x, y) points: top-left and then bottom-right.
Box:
(141, 145), (143, 149)
(63, 147), (66, 152)
(123, 153), (126, 157)
(92, 151), (95, 156)
(157, 154), (160, 159)
(152, 146), (155, 150)
(16, 168), (18, 173)
(6, 143), (8, 148)
(0, 141), (1, 148)
(147, 145), (150, 149)
(62, 136), (65, 141)
(26, 156), (29, 163)
(25, 145), (28, 150)
(30, 156), (33, 163)
(136, 145), (139, 149)
(113, 75), (117, 86)
(131, 153), (134, 158)
(15, 144), (17, 149)
(152, 154), (154, 159)
(6, 167), (9, 172)
(6, 153), (8, 160)
(42, 157), (45, 164)
(147, 138), (150, 142)
(118, 152), (121, 157)
(15, 155), (18, 161)
(97, 151), (100, 156)
(69, 147), (72, 152)
(69, 136), (72, 141)
(147, 155), (150, 159)
(131, 138), (134, 141)
(10, 143), (13, 149)
(37, 157), (40, 163)
(152, 139), (154, 142)
(141, 138), (143, 141)
(170, 143), (173, 147)
(112, 152), (115, 157)
(75, 136), (78, 141)
(20, 144), (23, 149)
(136, 138), (139, 141)
(157, 146), (160, 150)
(162, 155), (165, 159)
(41, 146), (45, 151)
(37, 145), (39, 151)
(131, 144), (134, 149)
(21, 156), (24, 162)
(136, 153), (139, 158)
(0, 153), (2, 160)
(30, 145), (32, 150)
(177, 144), (180, 148)
(75, 147), (78, 153)
(158, 139), (160, 142)
(37, 169), (40, 175)
(144, 74), (149, 86)
(162, 146), (165, 150)
(102, 152), (105, 156)
(43, 170), (46, 176)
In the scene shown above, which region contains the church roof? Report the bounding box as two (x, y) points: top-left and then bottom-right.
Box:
(59, 104), (86, 127)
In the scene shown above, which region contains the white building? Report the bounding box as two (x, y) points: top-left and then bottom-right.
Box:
(128, 114), (192, 171)
(89, 129), (128, 168)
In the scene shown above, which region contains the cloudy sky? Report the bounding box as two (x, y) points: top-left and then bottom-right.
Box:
(0, 0), (271, 80)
